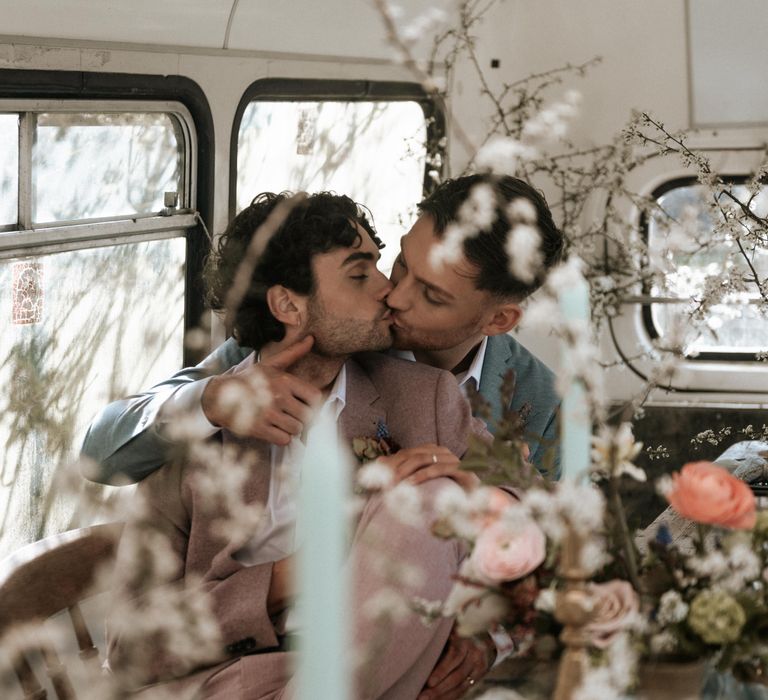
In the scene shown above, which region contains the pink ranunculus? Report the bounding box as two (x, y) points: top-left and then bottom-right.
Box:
(666, 461), (756, 530)
(586, 580), (640, 649)
(470, 519), (546, 583)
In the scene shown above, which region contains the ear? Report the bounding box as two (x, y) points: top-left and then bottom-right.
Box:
(266, 285), (307, 328)
(481, 301), (522, 336)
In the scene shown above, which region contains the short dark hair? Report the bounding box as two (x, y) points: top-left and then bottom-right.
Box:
(418, 174), (564, 300)
(205, 191), (382, 349)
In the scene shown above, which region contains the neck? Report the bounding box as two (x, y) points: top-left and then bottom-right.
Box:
(260, 340), (345, 393)
(412, 334), (485, 374)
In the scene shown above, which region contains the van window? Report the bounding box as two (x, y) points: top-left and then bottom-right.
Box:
(0, 113), (18, 227)
(33, 112), (183, 223)
(0, 102), (195, 557)
(237, 99), (429, 273)
(645, 179), (768, 358)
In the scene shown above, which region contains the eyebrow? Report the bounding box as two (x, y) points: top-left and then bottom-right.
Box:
(341, 250), (379, 266)
(399, 239), (456, 301)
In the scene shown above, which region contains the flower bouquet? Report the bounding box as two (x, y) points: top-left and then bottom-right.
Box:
(430, 413), (768, 699)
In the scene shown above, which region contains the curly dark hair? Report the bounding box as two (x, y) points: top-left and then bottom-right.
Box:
(205, 191), (383, 349)
(417, 174), (564, 300)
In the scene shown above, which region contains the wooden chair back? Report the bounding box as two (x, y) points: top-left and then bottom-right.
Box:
(0, 522), (123, 700)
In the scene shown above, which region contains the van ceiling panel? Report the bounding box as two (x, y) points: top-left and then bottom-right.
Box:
(0, 0), (233, 49)
(227, 0), (451, 59)
(689, 0), (768, 126)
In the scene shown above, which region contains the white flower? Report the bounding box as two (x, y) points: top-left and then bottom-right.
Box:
(650, 630), (679, 655)
(357, 459), (394, 491)
(506, 223), (544, 285)
(429, 222), (471, 269)
(555, 482), (606, 536)
(657, 590), (688, 625)
(475, 136), (538, 174)
(507, 197), (538, 225)
(535, 588), (556, 613)
(580, 536), (612, 575)
(363, 588), (411, 622)
(591, 423), (645, 482)
(459, 182), (497, 231)
(383, 481), (424, 527)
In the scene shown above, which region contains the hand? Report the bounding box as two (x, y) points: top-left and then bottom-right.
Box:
(377, 444), (480, 491)
(201, 336), (321, 445)
(267, 554), (296, 617)
(418, 630), (496, 699)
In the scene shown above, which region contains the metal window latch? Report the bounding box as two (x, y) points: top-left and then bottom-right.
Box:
(161, 191), (179, 216)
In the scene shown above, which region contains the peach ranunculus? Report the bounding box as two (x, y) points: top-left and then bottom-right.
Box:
(469, 519), (546, 584)
(666, 461), (756, 530)
(586, 580), (640, 649)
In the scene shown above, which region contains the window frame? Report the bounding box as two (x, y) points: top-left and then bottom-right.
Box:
(639, 174), (765, 362)
(0, 69), (215, 360)
(229, 78), (446, 218)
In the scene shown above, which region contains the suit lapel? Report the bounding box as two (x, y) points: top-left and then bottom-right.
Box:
(339, 358), (385, 441)
(478, 335), (513, 434)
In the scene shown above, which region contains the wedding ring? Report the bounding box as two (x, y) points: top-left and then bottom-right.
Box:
(468, 677), (475, 686)
(431, 453), (438, 464)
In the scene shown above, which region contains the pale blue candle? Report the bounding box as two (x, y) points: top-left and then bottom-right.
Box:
(297, 407), (351, 700)
(558, 266), (591, 482)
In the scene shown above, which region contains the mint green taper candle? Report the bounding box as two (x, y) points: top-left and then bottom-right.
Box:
(297, 406), (351, 700)
(558, 265), (591, 482)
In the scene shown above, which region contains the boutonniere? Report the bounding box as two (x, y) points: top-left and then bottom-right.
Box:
(351, 419), (401, 462)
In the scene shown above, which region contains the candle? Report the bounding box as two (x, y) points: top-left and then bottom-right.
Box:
(297, 406), (351, 700)
(558, 263), (591, 482)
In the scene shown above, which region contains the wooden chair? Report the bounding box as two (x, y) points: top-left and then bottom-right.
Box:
(0, 522), (123, 700)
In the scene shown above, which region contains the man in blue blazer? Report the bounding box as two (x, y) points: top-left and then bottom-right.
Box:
(82, 175), (562, 488)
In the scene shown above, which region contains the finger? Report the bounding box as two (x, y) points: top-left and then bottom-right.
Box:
(408, 467), (477, 490)
(391, 456), (440, 483)
(265, 335), (314, 370)
(258, 425), (294, 447)
(425, 642), (466, 688)
(395, 456), (459, 482)
(283, 374), (323, 408)
(265, 409), (303, 438)
(277, 394), (315, 424)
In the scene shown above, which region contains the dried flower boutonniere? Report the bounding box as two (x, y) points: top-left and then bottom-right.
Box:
(351, 419), (401, 462)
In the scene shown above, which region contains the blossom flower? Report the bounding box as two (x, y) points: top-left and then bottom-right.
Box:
(469, 518), (546, 584)
(506, 223), (544, 284)
(357, 459), (394, 491)
(656, 590), (688, 625)
(444, 562), (510, 637)
(590, 422), (645, 482)
(687, 590), (746, 644)
(585, 580), (640, 649)
(666, 461), (756, 529)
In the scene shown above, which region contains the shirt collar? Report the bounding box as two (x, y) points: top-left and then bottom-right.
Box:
(390, 336), (488, 394)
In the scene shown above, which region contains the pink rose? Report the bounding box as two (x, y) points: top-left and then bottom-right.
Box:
(470, 519), (546, 583)
(586, 580), (639, 649)
(667, 461), (756, 530)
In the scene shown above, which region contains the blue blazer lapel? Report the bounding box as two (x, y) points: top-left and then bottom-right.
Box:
(478, 335), (514, 434)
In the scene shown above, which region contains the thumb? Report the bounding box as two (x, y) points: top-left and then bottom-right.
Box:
(265, 335), (314, 370)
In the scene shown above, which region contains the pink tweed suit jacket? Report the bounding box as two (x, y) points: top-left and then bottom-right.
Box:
(107, 351), (482, 693)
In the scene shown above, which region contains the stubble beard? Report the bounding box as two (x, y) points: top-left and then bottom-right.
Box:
(306, 296), (393, 357)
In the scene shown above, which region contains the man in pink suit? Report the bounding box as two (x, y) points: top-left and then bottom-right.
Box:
(108, 191), (488, 699)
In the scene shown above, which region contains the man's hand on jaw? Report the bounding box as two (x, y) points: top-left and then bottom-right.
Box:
(419, 630), (496, 700)
(377, 444), (480, 491)
(201, 336), (321, 445)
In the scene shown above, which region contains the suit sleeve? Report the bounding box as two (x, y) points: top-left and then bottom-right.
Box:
(106, 461), (280, 686)
(80, 338), (251, 485)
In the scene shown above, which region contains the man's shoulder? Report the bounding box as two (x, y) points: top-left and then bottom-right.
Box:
(487, 334), (555, 381)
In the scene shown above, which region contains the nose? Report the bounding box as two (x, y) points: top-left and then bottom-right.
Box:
(386, 276), (410, 310)
(374, 272), (394, 302)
